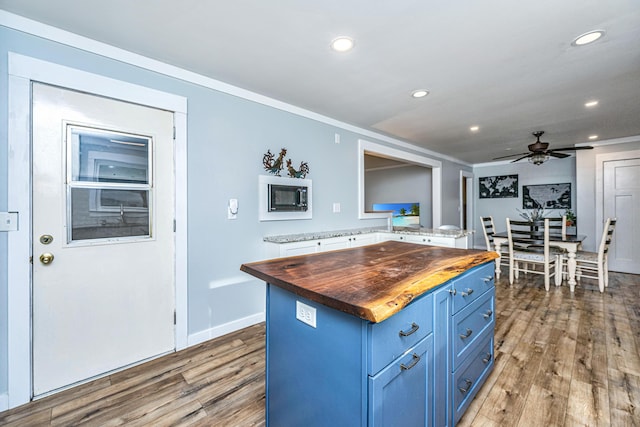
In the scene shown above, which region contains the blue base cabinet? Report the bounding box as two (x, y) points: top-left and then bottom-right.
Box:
(265, 262), (495, 426)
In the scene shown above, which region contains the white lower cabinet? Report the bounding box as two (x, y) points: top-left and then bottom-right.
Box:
(269, 233), (380, 257)
(267, 230), (468, 258)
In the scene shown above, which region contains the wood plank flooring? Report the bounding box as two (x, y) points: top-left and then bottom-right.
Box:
(1, 270), (638, 426)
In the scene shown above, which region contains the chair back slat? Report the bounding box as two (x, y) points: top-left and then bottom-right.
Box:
(506, 218), (550, 255)
(600, 218), (616, 256)
(480, 216), (496, 250)
(546, 216), (567, 239)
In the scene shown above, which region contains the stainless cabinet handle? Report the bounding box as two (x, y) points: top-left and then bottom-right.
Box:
(458, 378), (473, 393)
(448, 289), (457, 296)
(483, 309), (493, 319)
(461, 288), (474, 297)
(400, 353), (421, 371)
(399, 322), (420, 337)
(483, 276), (493, 283)
(482, 353), (492, 363)
(459, 328), (473, 339)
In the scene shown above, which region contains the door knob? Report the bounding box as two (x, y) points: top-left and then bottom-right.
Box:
(39, 253), (54, 265)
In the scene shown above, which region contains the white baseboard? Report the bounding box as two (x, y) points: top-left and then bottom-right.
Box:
(187, 312), (265, 347)
(0, 392), (8, 412)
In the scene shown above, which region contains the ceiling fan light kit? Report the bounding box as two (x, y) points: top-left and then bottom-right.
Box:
(528, 152), (549, 165)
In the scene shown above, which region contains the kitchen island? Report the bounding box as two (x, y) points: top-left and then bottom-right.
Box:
(241, 241), (498, 426)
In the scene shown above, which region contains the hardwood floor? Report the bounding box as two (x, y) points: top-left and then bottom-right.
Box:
(1, 270), (638, 426)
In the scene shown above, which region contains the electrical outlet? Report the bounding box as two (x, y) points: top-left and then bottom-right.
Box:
(333, 202), (341, 213)
(296, 301), (317, 328)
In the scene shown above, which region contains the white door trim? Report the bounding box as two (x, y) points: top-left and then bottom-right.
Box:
(7, 52), (188, 409)
(358, 139), (442, 227)
(595, 149), (640, 243)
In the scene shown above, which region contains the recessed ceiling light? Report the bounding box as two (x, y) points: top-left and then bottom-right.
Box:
(330, 37), (355, 52)
(411, 89), (429, 98)
(588, 135), (599, 140)
(470, 126), (479, 132)
(572, 30), (605, 46)
(585, 100), (599, 107)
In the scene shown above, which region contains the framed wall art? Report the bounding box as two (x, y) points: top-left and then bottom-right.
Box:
(522, 183), (571, 209)
(479, 174), (518, 199)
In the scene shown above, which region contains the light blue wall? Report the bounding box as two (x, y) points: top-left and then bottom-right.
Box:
(0, 25), (473, 397)
(472, 157), (576, 249)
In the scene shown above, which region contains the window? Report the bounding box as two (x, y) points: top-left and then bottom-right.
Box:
(66, 125), (153, 242)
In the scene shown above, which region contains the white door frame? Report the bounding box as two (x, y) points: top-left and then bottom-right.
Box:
(7, 52), (188, 408)
(595, 149), (640, 273)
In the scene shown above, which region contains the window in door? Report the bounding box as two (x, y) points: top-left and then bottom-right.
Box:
(66, 125), (153, 242)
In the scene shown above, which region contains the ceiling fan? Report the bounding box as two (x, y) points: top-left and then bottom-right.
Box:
(493, 131), (594, 165)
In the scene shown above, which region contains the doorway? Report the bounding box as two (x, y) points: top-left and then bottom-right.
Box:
(7, 53), (188, 408)
(32, 83), (176, 396)
(603, 157), (640, 274)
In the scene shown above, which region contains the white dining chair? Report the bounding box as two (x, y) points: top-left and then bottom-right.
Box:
(506, 218), (563, 291)
(573, 218), (617, 292)
(480, 216), (508, 257)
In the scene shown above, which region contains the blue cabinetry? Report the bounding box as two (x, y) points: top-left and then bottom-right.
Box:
(265, 262), (495, 426)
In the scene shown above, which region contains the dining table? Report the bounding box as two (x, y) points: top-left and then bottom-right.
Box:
(492, 232), (586, 292)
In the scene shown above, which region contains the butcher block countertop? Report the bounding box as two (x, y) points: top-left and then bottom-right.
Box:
(241, 241), (498, 323)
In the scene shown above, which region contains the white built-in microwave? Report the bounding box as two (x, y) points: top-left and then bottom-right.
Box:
(259, 175), (312, 221)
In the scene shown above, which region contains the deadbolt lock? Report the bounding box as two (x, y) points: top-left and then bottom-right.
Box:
(40, 234), (54, 245)
(39, 253), (54, 265)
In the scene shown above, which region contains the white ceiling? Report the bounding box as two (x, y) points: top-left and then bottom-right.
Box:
(2, 0), (639, 164)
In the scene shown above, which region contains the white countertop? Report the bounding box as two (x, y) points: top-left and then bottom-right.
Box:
(264, 226), (473, 244)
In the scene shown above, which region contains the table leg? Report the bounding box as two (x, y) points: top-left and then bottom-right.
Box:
(567, 250), (577, 292)
(494, 241), (502, 280)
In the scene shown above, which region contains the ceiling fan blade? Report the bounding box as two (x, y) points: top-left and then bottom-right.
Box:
(548, 151), (571, 158)
(510, 153), (533, 163)
(547, 145), (594, 152)
(492, 152), (530, 160)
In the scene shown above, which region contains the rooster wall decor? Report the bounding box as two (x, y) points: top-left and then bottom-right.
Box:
(263, 148), (287, 176)
(263, 148), (310, 178)
(286, 159), (310, 179)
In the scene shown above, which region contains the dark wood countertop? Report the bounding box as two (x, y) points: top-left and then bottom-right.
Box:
(241, 241), (498, 323)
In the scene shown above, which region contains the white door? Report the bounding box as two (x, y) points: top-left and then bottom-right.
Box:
(603, 157), (640, 274)
(32, 83), (176, 396)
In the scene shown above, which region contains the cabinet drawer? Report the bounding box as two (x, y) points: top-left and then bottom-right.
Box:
(368, 293), (433, 375)
(406, 234), (455, 247)
(451, 263), (495, 313)
(452, 289), (495, 367)
(453, 335), (494, 423)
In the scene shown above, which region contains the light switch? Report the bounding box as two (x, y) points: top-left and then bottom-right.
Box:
(333, 203), (341, 213)
(228, 199), (238, 220)
(0, 212), (18, 231)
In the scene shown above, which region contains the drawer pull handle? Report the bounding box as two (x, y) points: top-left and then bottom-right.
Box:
(461, 288), (474, 297)
(458, 378), (473, 393)
(399, 322), (420, 337)
(482, 353), (492, 363)
(460, 328), (473, 339)
(448, 289), (457, 296)
(483, 276), (493, 283)
(400, 353), (421, 371)
(483, 309), (493, 319)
